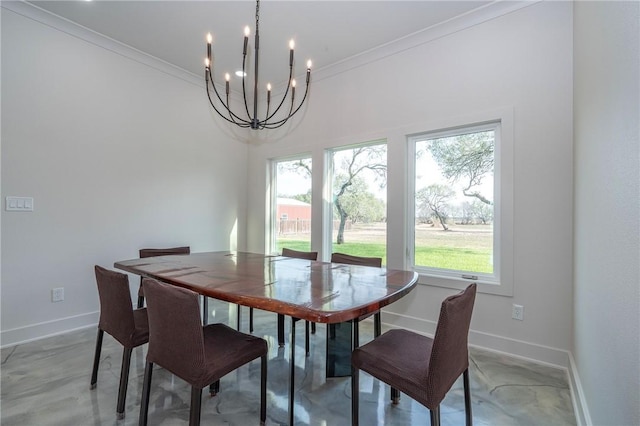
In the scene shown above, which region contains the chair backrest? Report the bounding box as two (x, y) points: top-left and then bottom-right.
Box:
(94, 265), (137, 346)
(426, 283), (477, 405)
(142, 278), (206, 384)
(282, 247), (318, 260)
(331, 252), (382, 267)
(139, 246), (190, 258)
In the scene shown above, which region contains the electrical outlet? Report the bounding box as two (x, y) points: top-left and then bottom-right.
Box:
(512, 304), (524, 321)
(51, 287), (64, 303)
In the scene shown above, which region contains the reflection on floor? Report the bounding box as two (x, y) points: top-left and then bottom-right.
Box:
(1, 299), (576, 425)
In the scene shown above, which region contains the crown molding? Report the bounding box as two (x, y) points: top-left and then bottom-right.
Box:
(2, 1), (538, 91)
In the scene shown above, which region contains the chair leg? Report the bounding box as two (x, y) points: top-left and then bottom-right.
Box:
(209, 380), (220, 396)
(311, 322), (316, 334)
(138, 361), (154, 426)
(305, 320), (310, 356)
(250, 307), (254, 333)
(374, 312), (381, 337)
(236, 304), (242, 331)
(277, 314), (285, 347)
(391, 387), (400, 404)
(463, 368), (472, 426)
(116, 347), (133, 419)
(289, 318), (296, 426)
(137, 278), (144, 308)
(351, 366), (359, 426)
(202, 297), (208, 325)
(189, 386), (202, 426)
(90, 329), (104, 389)
(430, 406), (441, 426)
(260, 354), (267, 425)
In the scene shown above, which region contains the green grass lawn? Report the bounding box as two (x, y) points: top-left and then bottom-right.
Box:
(277, 239), (492, 273)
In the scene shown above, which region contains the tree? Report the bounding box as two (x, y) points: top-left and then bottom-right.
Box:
(333, 145), (387, 244)
(333, 175), (385, 224)
(416, 184), (454, 230)
(429, 132), (494, 205)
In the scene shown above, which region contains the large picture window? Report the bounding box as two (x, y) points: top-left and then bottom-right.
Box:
(326, 142), (387, 263)
(410, 121), (504, 286)
(269, 156), (313, 254)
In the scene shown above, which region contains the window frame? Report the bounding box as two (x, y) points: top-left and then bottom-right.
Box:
(406, 110), (514, 296)
(267, 153), (313, 256)
(322, 139), (388, 262)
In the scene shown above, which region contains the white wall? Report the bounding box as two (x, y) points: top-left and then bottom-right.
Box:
(247, 2), (574, 365)
(1, 7), (248, 346)
(573, 2), (640, 425)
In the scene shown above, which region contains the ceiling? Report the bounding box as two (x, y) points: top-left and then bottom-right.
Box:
(28, 1), (492, 88)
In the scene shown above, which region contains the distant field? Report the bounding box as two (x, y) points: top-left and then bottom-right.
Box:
(277, 222), (493, 273)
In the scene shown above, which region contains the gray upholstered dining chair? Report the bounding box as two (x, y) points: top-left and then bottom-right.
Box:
(91, 265), (149, 420)
(351, 283), (477, 426)
(138, 278), (268, 426)
(136, 246), (190, 309)
(330, 252), (383, 340)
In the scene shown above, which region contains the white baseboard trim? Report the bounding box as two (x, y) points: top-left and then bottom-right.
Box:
(567, 352), (592, 426)
(0, 311), (99, 349)
(382, 310), (570, 368)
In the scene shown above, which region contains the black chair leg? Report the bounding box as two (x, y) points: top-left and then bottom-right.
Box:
(189, 387), (202, 426)
(249, 308), (254, 332)
(373, 312), (381, 337)
(351, 366), (359, 426)
(137, 278), (145, 308)
(277, 314), (285, 347)
(209, 380), (220, 396)
(202, 297), (208, 325)
(305, 320), (310, 356)
(311, 322), (316, 334)
(236, 304), (242, 331)
(288, 318), (296, 426)
(139, 361), (154, 426)
(430, 406), (441, 426)
(90, 329), (104, 389)
(391, 387), (400, 404)
(116, 347), (133, 419)
(260, 355), (267, 425)
(464, 368), (472, 426)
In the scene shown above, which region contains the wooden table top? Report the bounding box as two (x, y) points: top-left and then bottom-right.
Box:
(114, 251), (418, 324)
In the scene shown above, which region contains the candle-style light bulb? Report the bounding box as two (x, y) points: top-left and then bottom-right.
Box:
(289, 39), (295, 66)
(225, 73), (230, 95)
(243, 26), (250, 55)
(205, 58), (210, 68)
(206, 33), (213, 63)
(291, 79), (296, 100)
(267, 83), (272, 103)
(291, 79), (296, 88)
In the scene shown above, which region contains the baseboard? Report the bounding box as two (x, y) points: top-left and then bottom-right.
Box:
(567, 352), (592, 426)
(0, 311), (99, 349)
(382, 310), (570, 368)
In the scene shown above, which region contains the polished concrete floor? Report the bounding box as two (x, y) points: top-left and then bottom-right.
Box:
(1, 299), (576, 425)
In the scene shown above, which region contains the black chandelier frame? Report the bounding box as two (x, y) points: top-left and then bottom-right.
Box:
(204, 0), (311, 130)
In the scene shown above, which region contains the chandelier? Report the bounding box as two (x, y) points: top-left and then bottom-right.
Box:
(204, 0), (312, 130)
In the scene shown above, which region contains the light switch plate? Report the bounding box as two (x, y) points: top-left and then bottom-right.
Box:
(6, 197), (34, 212)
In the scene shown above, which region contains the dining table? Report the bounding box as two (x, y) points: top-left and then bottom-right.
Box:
(114, 250), (418, 425)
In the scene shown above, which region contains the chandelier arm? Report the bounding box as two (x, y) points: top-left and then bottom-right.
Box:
(263, 67), (293, 123)
(208, 67), (251, 125)
(206, 71), (251, 127)
(262, 79), (310, 128)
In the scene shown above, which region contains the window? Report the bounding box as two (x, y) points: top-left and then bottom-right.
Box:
(269, 156), (312, 254)
(326, 142), (387, 263)
(409, 118), (513, 294)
